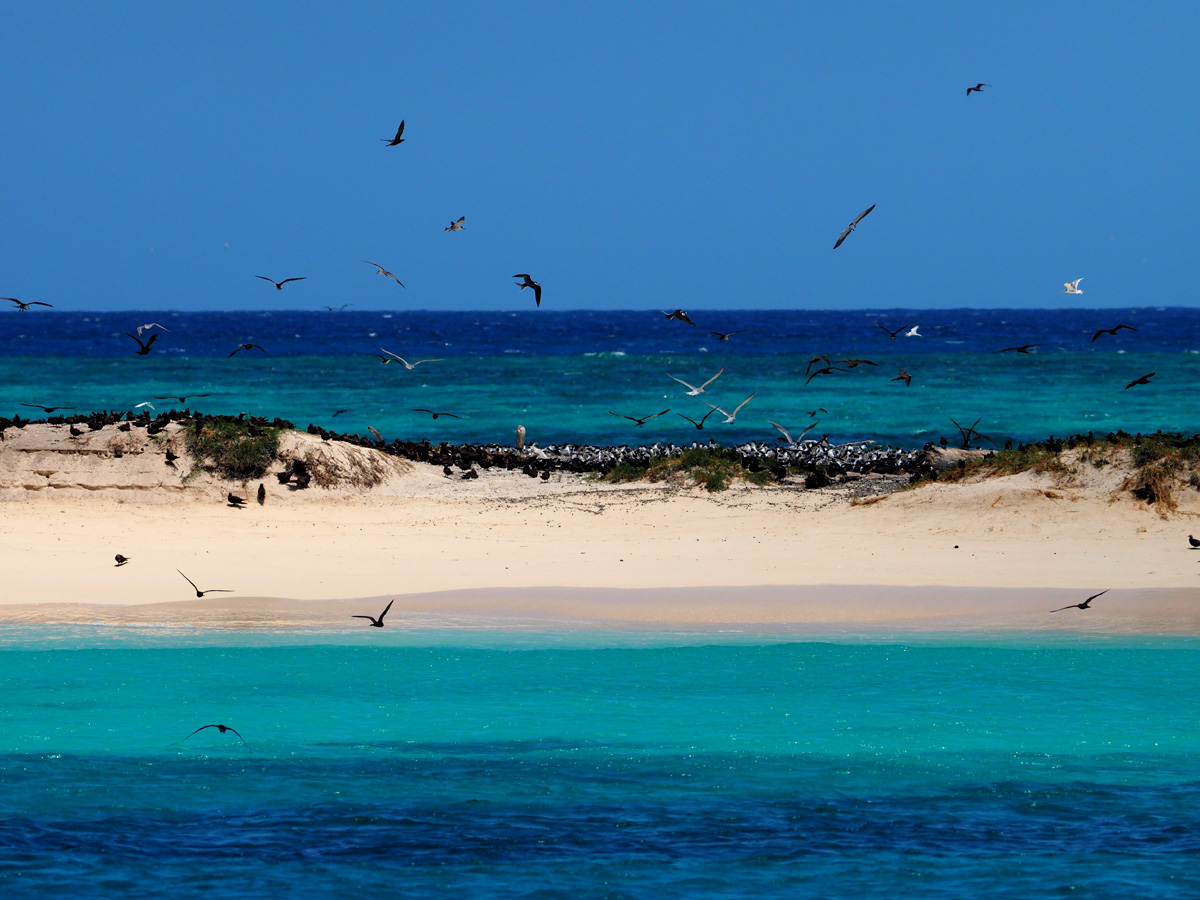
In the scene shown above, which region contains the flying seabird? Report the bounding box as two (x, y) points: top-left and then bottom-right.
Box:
(609, 410), (670, 426)
(379, 349), (443, 369)
(513, 274), (542, 307)
(352, 599), (395, 628)
(836, 358), (880, 369)
(707, 331), (749, 341)
(323, 304), (351, 311)
(154, 393), (211, 404)
(4, 297), (52, 311)
(332, 409), (349, 417)
(177, 570), (233, 598)
(891, 370), (912, 386)
(114, 554), (130, 567)
(1125, 372), (1155, 389)
(1063, 278), (1084, 294)
(770, 420), (820, 447)
(382, 121), (405, 145)
(806, 355), (833, 375)
(444, 217), (466, 232)
(126, 332), (158, 355)
(228, 343), (268, 358)
(136, 323), (170, 337)
(364, 261), (405, 287)
(833, 204), (875, 249)
(905, 325), (923, 337)
(705, 392), (755, 424)
(411, 409), (461, 419)
(256, 276), (306, 291)
(805, 366), (847, 386)
(966, 83), (991, 95)
(805, 408), (828, 418)
(951, 417), (996, 449)
(997, 345), (1040, 354)
(180, 724), (248, 747)
(868, 318), (914, 339)
(21, 403), (74, 413)
(667, 367), (724, 396)
(1092, 325), (1138, 342)
(677, 409), (716, 430)
(1050, 589), (1109, 613)
(662, 309), (697, 326)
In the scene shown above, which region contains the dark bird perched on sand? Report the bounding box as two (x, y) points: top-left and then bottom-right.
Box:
(891, 370), (912, 387)
(1188, 535), (1200, 548)
(1124, 372), (1155, 390)
(21, 403), (74, 413)
(997, 345), (1039, 354)
(177, 570), (233, 598)
(1092, 324), (1138, 342)
(677, 409), (716, 430)
(381, 121), (405, 145)
(257, 484), (265, 506)
(5, 297), (52, 310)
(227, 492), (247, 508)
(228, 343), (268, 358)
(513, 274), (542, 307)
(834, 204), (875, 249)
(609, 410), (670, 426)
(805, 366), (847, 386)
(412, 409), (461, 419)
(662, 309), (697, 326)
(1050, 589), (1109, 613)
(180, 724), (248, 747)
(256, 276), (306, 291)
(164, 447), (180, 467)
(353, 599), (394, 628)
(114, 554), (130, 567)
(867, 318), (914, 339)
(445, 216), (465, 231)
(126, 332), (158, 355)
(966, 83), (991, 95)
(364, 261), (405, 287)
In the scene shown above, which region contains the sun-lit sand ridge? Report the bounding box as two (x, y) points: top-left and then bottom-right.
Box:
(1, 423), (1198, 631)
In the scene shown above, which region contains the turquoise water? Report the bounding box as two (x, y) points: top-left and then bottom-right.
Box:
(3, 630), (1199, 898)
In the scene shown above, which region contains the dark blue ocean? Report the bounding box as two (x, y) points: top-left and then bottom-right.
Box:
(2, 307), (1197, 446)
(2, 630), (1199, 899)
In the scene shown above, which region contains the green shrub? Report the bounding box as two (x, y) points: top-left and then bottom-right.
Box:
(185, 417), (283, 480)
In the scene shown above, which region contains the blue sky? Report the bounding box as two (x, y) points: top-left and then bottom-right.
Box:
(1, 2), (1196, 311)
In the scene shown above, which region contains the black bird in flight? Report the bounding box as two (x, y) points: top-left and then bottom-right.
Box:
(257, 276), (307, 290)
(677, 409), (716, 430)
(332, 409), (349, 417)
(180, 724), (248, 747)
(1125, 372), (1155, 390)
(5, 297), (53, 311)
(609, 410), (670, 426)
(891, 369), (912, 387)
(353, 599), (394, 628)
(445, 216), (466, 232)
(229, 343), (268, 358)
(227, 492), (247, 508)
(126, 332), (158, 355)
(805, 366), (847, 386)
(114, 554), (130, 567)
(662, 309), (697, 326)
(998, 345), (1040, 354)
(412, 409), (462, 419)
(834, 204), (875, 249)
(966, 83), (991, 95)
(1050, 589), (1109, 613)
(323, 304), (351, 311)
(707, 330), (749, 341)
(364, 260), (405, 287)
(867, 317), (913, 339)
(1092, 324), (1138, 342)
(382, 121), (405, 146)
(177, 570), (233, 598)
(951, 417), (996, 449)
(806, 355), (832, 375)
(806, 408), (828, 418)
(154, 393), (211, 404)
(837, 358), (880, 369)
(513, 274), (542, 307)
(21, 403), (74, 413)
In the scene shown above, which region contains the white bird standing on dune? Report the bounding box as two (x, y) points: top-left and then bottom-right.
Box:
(666, 367), (724, 397)
(379, 348), (443, 370)
(1063, 278), (1084, 294)
(706, 392), (755, 424)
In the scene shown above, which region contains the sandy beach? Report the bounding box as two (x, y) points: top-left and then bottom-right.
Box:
(2, 422), (1198, 632)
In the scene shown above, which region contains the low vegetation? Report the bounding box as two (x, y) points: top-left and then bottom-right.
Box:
(604, 447), (785, 492)
(184, 417), (283, 480)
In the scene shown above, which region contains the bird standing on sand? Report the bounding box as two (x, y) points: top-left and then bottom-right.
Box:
(1063, 279), (1084, 294)
(227, 492), (247, 508)
(667, 367), (724, 396)
(1188, 535), (1200, 548)
(1125, 372), (1155, 389)
(5, 297), (53, 311)
(513, 274), (542, 307)
(609, 410), (670, 426)
(381, 121), (405, 145)
(177, 570), (233, 598)
(257, 484), (265, 505)
(445, 217), (465, 231)
(228, 343), (268, 358)
(966, 83), (991, 95)
(114, 554), (130, 567)
(834, 204), (875, 249)
(706, 393), (755, 424)
(662, 309), (697, 326)
(256, 276), (306, 291)
(353, 599), (394, 628)
(1050, 589), (1109, 612)
(364, 261), (405, 287)
(180, 724), (248, 747)
(126, 332), (158, 355)
(1092, 324), (1138, 342)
